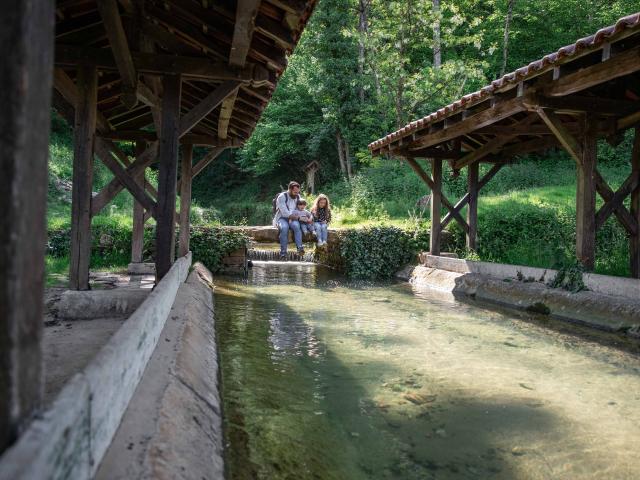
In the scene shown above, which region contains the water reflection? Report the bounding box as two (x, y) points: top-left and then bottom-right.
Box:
(216, 263), (640, 480)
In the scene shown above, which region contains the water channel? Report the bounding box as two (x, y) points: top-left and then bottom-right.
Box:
(215, 262), (640, 480)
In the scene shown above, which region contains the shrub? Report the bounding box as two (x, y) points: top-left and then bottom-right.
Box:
(190, 226), (249, 273)
(340, 226), (416, 279)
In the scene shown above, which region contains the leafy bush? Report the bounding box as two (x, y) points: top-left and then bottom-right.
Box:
(190, 226), (249, 273)
(340, 226), (419, 279)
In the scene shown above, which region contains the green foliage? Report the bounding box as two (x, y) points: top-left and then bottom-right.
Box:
(548, 262), (586, 293)
(189, 227), (249, 273)
(340, 226), (423, 279)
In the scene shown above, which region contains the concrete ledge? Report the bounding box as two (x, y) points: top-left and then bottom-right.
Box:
(127, 262), (155, 275)
(423, 254), (640, 300)
(0, 253), (192, 479)
(96, 263), (223, 479)
(57, 289), (149, 320)
(403, 265), (640, 333)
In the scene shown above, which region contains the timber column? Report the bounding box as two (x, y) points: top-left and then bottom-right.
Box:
(467, 162), (479, 251)
(156, 75), (182, 280)
(576, 117), (597, 270)
(430, 159), (443, 255)
(631, 127), (640, 278)
(178, 144), (193, 258)
(131, 140), (147, 264)
(0, 1), (54, 452)
(69, 65), (98, 290)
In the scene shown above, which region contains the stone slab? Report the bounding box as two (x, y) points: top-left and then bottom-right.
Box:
(56, 289), (150, 320)
(127, 262), (156, 275)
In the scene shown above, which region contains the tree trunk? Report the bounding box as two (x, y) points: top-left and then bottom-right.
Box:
(344, 138), (353, 181)
(357, 0), (369, 103)
(432, 0), (442, 69)
(500, 0), (516, 77)
(336, 130), (347, 178)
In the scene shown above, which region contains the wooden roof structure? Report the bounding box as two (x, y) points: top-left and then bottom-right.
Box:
(54, 0), (317, 146)
(369, 13), (640, 277)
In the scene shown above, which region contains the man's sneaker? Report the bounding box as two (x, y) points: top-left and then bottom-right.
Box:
(279, 253), (287, 260)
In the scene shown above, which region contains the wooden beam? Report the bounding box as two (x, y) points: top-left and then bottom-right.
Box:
(478, 163), (504, 190)
(69, 65), (97, 291)
(218, 93), (237, 140)
(54, 68), (112, 133)
(547, 46), (640, 97)
(467, 162), (479, 250)
(0, 0), (53, 451)
(595, 171), (639, 231)
(94, 138), (158, 217)
(632, 127), (640, 278)
(594, 170), (638, 236)
(91, 143), (158, 216)
(99, 129), (244, 147)
(178, 144), (193, 258)
(131, 141), (147, 263)
(180, 81), (241, 136)
(156, 75), (182, 280)
(441, 193), (470, 230)
(407, 97), (527, 151)
(96, 0), (138, 109)
(230, 0), (260, 67)
(536, 108), (582, 163)
(528, 95), (640, 116)
(575, 117), (597, 270)
(430, 159), (443, 255)
(55, 45), (271, 85)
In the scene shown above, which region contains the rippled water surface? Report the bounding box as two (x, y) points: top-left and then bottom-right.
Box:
(215, 262), (640, 480)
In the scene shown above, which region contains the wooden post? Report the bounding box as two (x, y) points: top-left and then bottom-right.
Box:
(466, 162), (479, 251)
(131, 141), (147, 263)
(430, 159), (443, 255)
(156, 74), (181, 280)
(631, 127), (640, 278)
(576, 117), (597, 270)
(0, 0), (54, 452)
(178, 144), (193, 258)
(69, 65), (98, 290)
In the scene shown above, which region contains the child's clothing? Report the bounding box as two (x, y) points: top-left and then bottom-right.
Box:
(291, 208), (313, 223)
(313, 207), (331, 223)
(312, 207), (331, 244)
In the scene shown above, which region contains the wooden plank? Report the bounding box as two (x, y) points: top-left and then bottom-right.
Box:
(467, 162), (479, 250)
(230, 0), (261, 67)
(54, 45), (271, 85)
(441, 193), (470, 230)
(407, 97), (527, 151)
(179, 81), (241, 136)
(96, 0), (138, 108)
(594, 170), (638, 235)
(99, 130), (243, 147)
(575, 118), (597, 270)
(94, 138), (158, 216)
(156, 75), (182, 280)
(131, 141), (147, 263)
(547, 46), (640, 97)
(218, 92), (238, 140)
(530, 95), (640, 116)
(595, 171), (639, 230)
(69, 65), (98, 291)
(404, 157), (469, 233)
(0, 0), (53, 451)
(430, 159), (443, 255)
(54, 68), (112, 133)
(178, 145), (193, 257)
(632, 127), (640, 278)
(536, 108), (582, 163)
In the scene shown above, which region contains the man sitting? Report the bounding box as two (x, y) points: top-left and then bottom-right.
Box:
(273, 181), (305, 258)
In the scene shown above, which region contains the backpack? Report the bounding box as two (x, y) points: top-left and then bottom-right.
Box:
(272, 191), (289, 215)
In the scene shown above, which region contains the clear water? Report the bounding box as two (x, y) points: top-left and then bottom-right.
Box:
(215, 262), (640, 480)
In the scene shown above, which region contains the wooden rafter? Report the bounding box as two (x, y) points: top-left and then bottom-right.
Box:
(180, 81), (241, 137)
(536, 108), (582, 163)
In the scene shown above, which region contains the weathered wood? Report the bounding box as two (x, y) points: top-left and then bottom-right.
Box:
(595, 171), (639, 231)
(69, 65), (98, 290)
(0, 0), (53, 452)
(547, 46), (640, 97)
(441, 193), (470, 230)
(131, 141), (147, 263)
(156, 75), (182, 280)
(192, 147), (227, 178)
(478, 163), (504, 190)
(403, 97), (527, 151)
(575, 117), (597, 270)
(230, 0), (260, 66)
(404, 157), (469, 233)
(99, 130), (243, 147)
(528, 95), (640, 116)
(94, 138), (158, 217)
(179, 81), (241, 136)
(218, 92), (238, 140)
(54, 68), (112, 133)
(632, 127), (640, 278)
(594, 170), (638, 235)
(178, 145), (193, 257)
(55, 45), (271, 85)
(91, 142), (158, 216)
(536, 108), (582, 163)
(96, 0), (138, 108)
(430, 159), (443, 255)
(467, 161), (479, 250)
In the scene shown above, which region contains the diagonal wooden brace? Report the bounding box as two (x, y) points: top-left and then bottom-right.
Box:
(405, 157), (469, 233)
(594, 170), (639, 235)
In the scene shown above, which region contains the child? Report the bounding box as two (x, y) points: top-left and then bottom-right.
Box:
(291, 199), (315, 238)
(311, 194), (331, 246)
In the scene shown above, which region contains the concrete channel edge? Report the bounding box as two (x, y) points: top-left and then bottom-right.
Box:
(0, 253), (192, 480)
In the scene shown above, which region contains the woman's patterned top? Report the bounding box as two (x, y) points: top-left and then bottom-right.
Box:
(313, 207), (331, 223)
